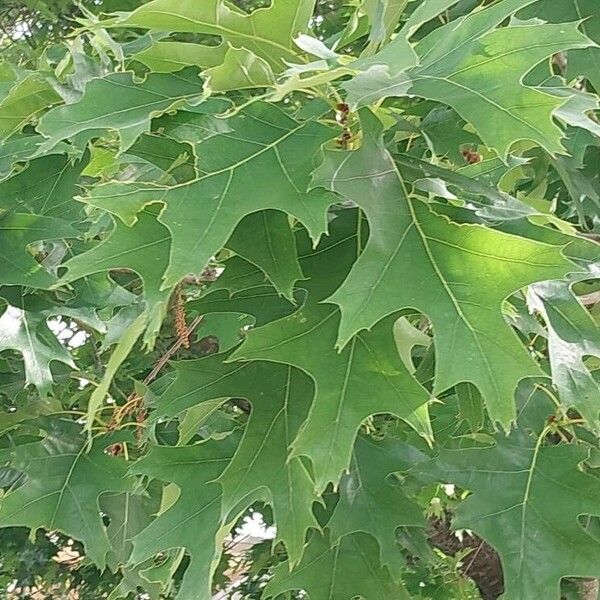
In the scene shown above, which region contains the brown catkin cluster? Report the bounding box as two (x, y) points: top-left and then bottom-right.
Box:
(174, 285), (190, 348)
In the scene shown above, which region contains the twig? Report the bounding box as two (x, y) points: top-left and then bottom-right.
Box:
(143, 315), (203, 385)
(108, 315), (204, 433)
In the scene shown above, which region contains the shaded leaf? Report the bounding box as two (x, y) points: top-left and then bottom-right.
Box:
(155, 356), (318, 564)
(413, 430), (600, 599)
(0, 153), (88, 219)
(0, 303), (74, 397)
(60, 210), (171, 347)
(0, 421), (132, 568)
(328, 434), (424, 576)
(232, 304), (431, 491)
(128, 435), (239, 600)
(131, 40), (227, 73)
(227, 209), (303, 300)
(0, 212), (80, 289)
(264, 531), (409, 600)
(520, 0), (600, 92)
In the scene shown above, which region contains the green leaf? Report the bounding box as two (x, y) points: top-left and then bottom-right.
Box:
(401, 0), (462, 37)
(328, 435), (424, 577)
(395, 153), (540, 225)
(0, 212), (79, 289)
(59, 210), (172, 347)
(529, 281), (600, 427)
(188, 255), (304, 327)
(0, 396), (61, 436)
(203, 45), (275, 94)
(0, 2), (599, 597)
(360, 0), (409, 52)
(131, 40), (228, 73)
(102, 484), (169, 600)
(393, 316), (430, 373)
(120, 0), (316, 70)
(413, 430), (600, 599)
(227, 208), (431, 489)
(193, 312), (250, 352)
(0, 421), (133, 568)
(0, 302), (75, 396)
(103, 486), (161, 568)
(520, 0), (600, 92)
(217, 364), (318, 564)
(232, 303), (431, 490)
(457, 149), (527, 187)
(547, 83), (600, 140)
(124, 133), (196, 184)
(420, 107), (481, 165)
(177, 398), (228, 445)
(0, 72), (61, 141)
(208, 255), (279, 296)
(0, 134), (53, 180)
(85, 310), (148, 432)
(227, 209), (303, 300)
(346, 0), (594, 156)
(313, 112), (576, 427)
(191, 281), (302, 328)
(264, 531), (410, 600)
(151, 101), (233, 146)
(84, 102), (336, 289)
(37, 68), (205, 154)
(348, 0), (533, 106)
(155, 355), (318, 564)
(128, 435), (238, 600)
(455, 382), (484, 433)
(0, 153), (88, 219)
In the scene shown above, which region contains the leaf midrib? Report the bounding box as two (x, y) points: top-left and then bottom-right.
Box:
(126, 9), (298, 63)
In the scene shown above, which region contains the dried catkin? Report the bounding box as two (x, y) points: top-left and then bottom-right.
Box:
(174, 285), (190, 348)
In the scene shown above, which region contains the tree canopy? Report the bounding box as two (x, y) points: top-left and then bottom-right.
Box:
(0, 1), (599, 599)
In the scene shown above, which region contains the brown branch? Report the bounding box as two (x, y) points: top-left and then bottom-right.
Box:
(428, 516), (504, 600)
(143, 315), (203, 385)
(108, 315), (204, 433)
